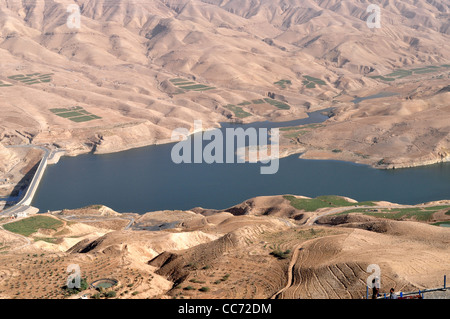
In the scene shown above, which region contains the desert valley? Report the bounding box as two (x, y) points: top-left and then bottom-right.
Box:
(0, 0), (449, 300)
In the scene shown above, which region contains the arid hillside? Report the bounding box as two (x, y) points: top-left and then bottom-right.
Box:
(0, 0), (448, 167)
(0, 196), (448, 299)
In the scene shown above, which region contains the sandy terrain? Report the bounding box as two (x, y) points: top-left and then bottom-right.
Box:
(0, 146), (43, 203)
(0, 197), (448, 299)
(0, 0), (448, 169)
(281, 79), (450, 168)
(0, 0), (448, 300)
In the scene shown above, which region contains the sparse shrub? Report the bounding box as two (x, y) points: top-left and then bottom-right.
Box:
(189, 279), (205, 284)
(104, 291), (116, 298)
(64, 277), (89, 294)
(270, 249), (291, 259)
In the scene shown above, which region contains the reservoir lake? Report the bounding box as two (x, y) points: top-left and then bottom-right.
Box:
(31, 109), (450, 214)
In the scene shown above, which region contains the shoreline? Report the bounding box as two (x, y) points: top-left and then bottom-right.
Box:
(3, 136), (448, 215)
(0, 145), (61, 215)
(3, 110), (450, 214)
(66, 137), (450, 172)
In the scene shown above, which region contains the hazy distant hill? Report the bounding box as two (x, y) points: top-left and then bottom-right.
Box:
(0, 0), (448, 156)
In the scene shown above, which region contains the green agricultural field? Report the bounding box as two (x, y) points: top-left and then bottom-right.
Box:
(0, 80), (13, 87)
(50, 108), (75, 114)
(232, 98), (291, 111)
(336, 206), (450, 222)
(284, 195), (375, 212)
(412, 66), (440, 71)
(169, 78), (215, 92)
(303, 75), (326, 85)
(274, 79), (292, 89)
(50, 107), (101, 123)
(194, 87), (216, 91)
(368, 75), (396, 82)
(370, 65), (446, 82)
(3, 215), (63, 237)
(224, 104), (252, 118)
(413, 69), (439, 74)
(423, 206), (450, 211)
(174, 82), (196, 86)
(251, 99), (266, 104)
(70, 115), (101, 123)
(179, 84), (210, 90)
(302, 75), (326, 88)
(7, 72), (54, 85)
(280, 123), (323, 139)
(385, 69), (413, 79)
(8, 75), (26, 80)
(264, 98), (290, 109)
(264, 98), (290, 110)
(54, 111), (84, 118)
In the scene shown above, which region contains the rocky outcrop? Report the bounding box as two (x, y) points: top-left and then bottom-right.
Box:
(0, 144), (18, 174)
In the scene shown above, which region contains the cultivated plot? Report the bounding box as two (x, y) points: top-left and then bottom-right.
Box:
(274, 79), (292, 89)
(169, 78), (216, 93)
(224, 104), (252, 118)
(8, 73), (54, 85)
(245, 98), (290, 110)
(50, 106), (101, 123)
(223, 97), (291, 118)
(302, 75), (326, 89)
(369, 65), (449, 82)
(0, 80), (13, 87)
(336, 206), (450, 223)
(280, 124), (324, 139)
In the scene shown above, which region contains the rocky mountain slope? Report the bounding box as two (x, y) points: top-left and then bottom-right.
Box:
(0, 0), (448, 162)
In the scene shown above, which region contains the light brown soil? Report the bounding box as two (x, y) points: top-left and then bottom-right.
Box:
(0, 0), (448, 169)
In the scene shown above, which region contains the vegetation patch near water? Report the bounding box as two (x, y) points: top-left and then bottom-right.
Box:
(3, 216), (63, 237)
(284, 195), (375, 212)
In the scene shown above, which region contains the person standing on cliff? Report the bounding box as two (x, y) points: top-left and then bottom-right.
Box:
(389, 288), (398, 299)
(372, 278), (380, 299)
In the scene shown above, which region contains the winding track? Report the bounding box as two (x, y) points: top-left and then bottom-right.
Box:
(0, 224), (31, 251)
(272, 202), (449, 299)
(270, 243), (303, 299)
